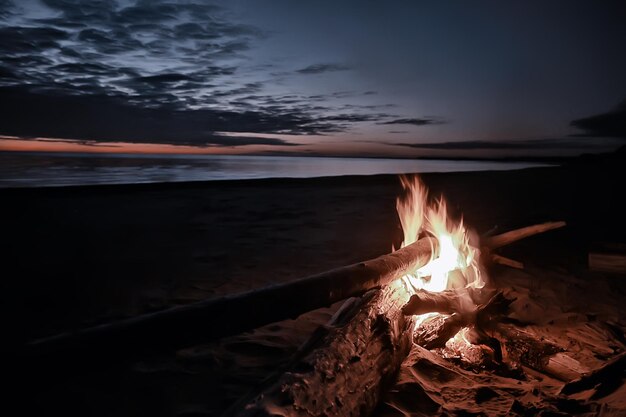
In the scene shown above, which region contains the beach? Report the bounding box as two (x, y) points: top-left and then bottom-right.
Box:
(4, 161), (626, 416)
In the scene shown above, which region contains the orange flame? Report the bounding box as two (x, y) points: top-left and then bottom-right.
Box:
(396, 175), (485, 325)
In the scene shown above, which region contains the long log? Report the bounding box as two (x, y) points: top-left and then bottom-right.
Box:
(25, 220), (566, 371)
(226, 279), (416, 417)
(25, 237), (436, 371)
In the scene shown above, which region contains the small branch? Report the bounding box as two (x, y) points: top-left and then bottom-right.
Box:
(589, 252), (626, 274)
(491, 254), (524, 269)
(484, 221), (566, 250)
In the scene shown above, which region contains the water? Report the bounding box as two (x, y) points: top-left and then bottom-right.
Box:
(0, 152), (550, 188)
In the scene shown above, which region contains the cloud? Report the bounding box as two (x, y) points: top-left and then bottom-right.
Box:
(378, 117), (446, 126)
(0, 85), (392, 145)
(0, 26), (69, 54)
(0, 1), (402, 146)
(570, 100), (626, 139)
(394, 138), (613, 150)
(0, 0), (13, 19)
(296, 63), (352, 75)
(0, 0), (264, 108)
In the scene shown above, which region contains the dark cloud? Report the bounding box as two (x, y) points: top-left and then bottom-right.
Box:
(0, 86), (388, 145)
(0, 86), (298, 147)
(319, 113), (384, 123)
(0, 0), (13, 19)
(0, 0), (263, 108)
(0, 1), (401, 146)
(135, 73), (193, 84)
(571, 100), (626, 139)
(0, 26), (68, 54)
(394, 138), (608, 150)
(52, 62), (123, 76)
(378, 118), (446, 126)
(117, 3), (181, 23)
(341, 103), (397, 110)
(297, 63), (351, 75)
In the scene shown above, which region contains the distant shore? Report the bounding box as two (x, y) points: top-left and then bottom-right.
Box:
(0, 151), (552, 188)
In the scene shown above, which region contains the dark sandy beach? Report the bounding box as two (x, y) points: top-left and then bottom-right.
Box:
(3, 159), (626, 416)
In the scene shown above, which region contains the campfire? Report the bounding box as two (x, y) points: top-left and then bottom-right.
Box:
(222, 175), (578, 416)
(395, 174), (485, 334)
(370, 175), (569, 379)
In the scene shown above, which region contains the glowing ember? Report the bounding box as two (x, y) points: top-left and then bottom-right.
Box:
(442, 327), (491, 364)
(447, 326), (472, 346)
(396, 175), (485, 327)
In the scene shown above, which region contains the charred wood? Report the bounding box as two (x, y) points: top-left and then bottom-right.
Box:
(226, 279), (416, 417)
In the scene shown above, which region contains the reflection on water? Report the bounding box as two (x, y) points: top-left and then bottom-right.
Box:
(0, 152), (551, 188)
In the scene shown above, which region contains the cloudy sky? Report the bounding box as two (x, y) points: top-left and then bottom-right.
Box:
(1, 0), (625, 158)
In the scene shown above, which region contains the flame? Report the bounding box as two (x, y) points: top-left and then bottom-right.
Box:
(448, 326), (472, 346)
(396, 175), (485, 327)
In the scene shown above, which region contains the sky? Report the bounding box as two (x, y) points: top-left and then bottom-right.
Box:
(1, 0), (625, 159)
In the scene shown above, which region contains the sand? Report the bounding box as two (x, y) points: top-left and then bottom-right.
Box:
(3, 160), (626, 416)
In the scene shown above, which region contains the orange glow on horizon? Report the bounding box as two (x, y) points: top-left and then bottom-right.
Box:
(0, 135), (418, 158)
(0, 137), (236, 155)
(0, 135), (575, 159)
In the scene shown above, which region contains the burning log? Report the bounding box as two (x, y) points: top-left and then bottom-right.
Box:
(226, 280), (415, 417)
(25, 237), (437, 371)
(406, 290), (504, 349)
(413, 313), (465, 349)
(404, 290), (567, 376)
(401, 287), (485, 316)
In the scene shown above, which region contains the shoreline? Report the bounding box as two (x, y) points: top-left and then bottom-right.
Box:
(0, 148), (571, 163)
(0, 165), (556, 193)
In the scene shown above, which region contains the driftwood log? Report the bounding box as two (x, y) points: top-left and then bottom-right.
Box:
(226, 280), (415, 417)
(25, 237), (437, 371)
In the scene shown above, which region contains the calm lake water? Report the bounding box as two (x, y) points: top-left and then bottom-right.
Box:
(0, 152), (550, 188)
